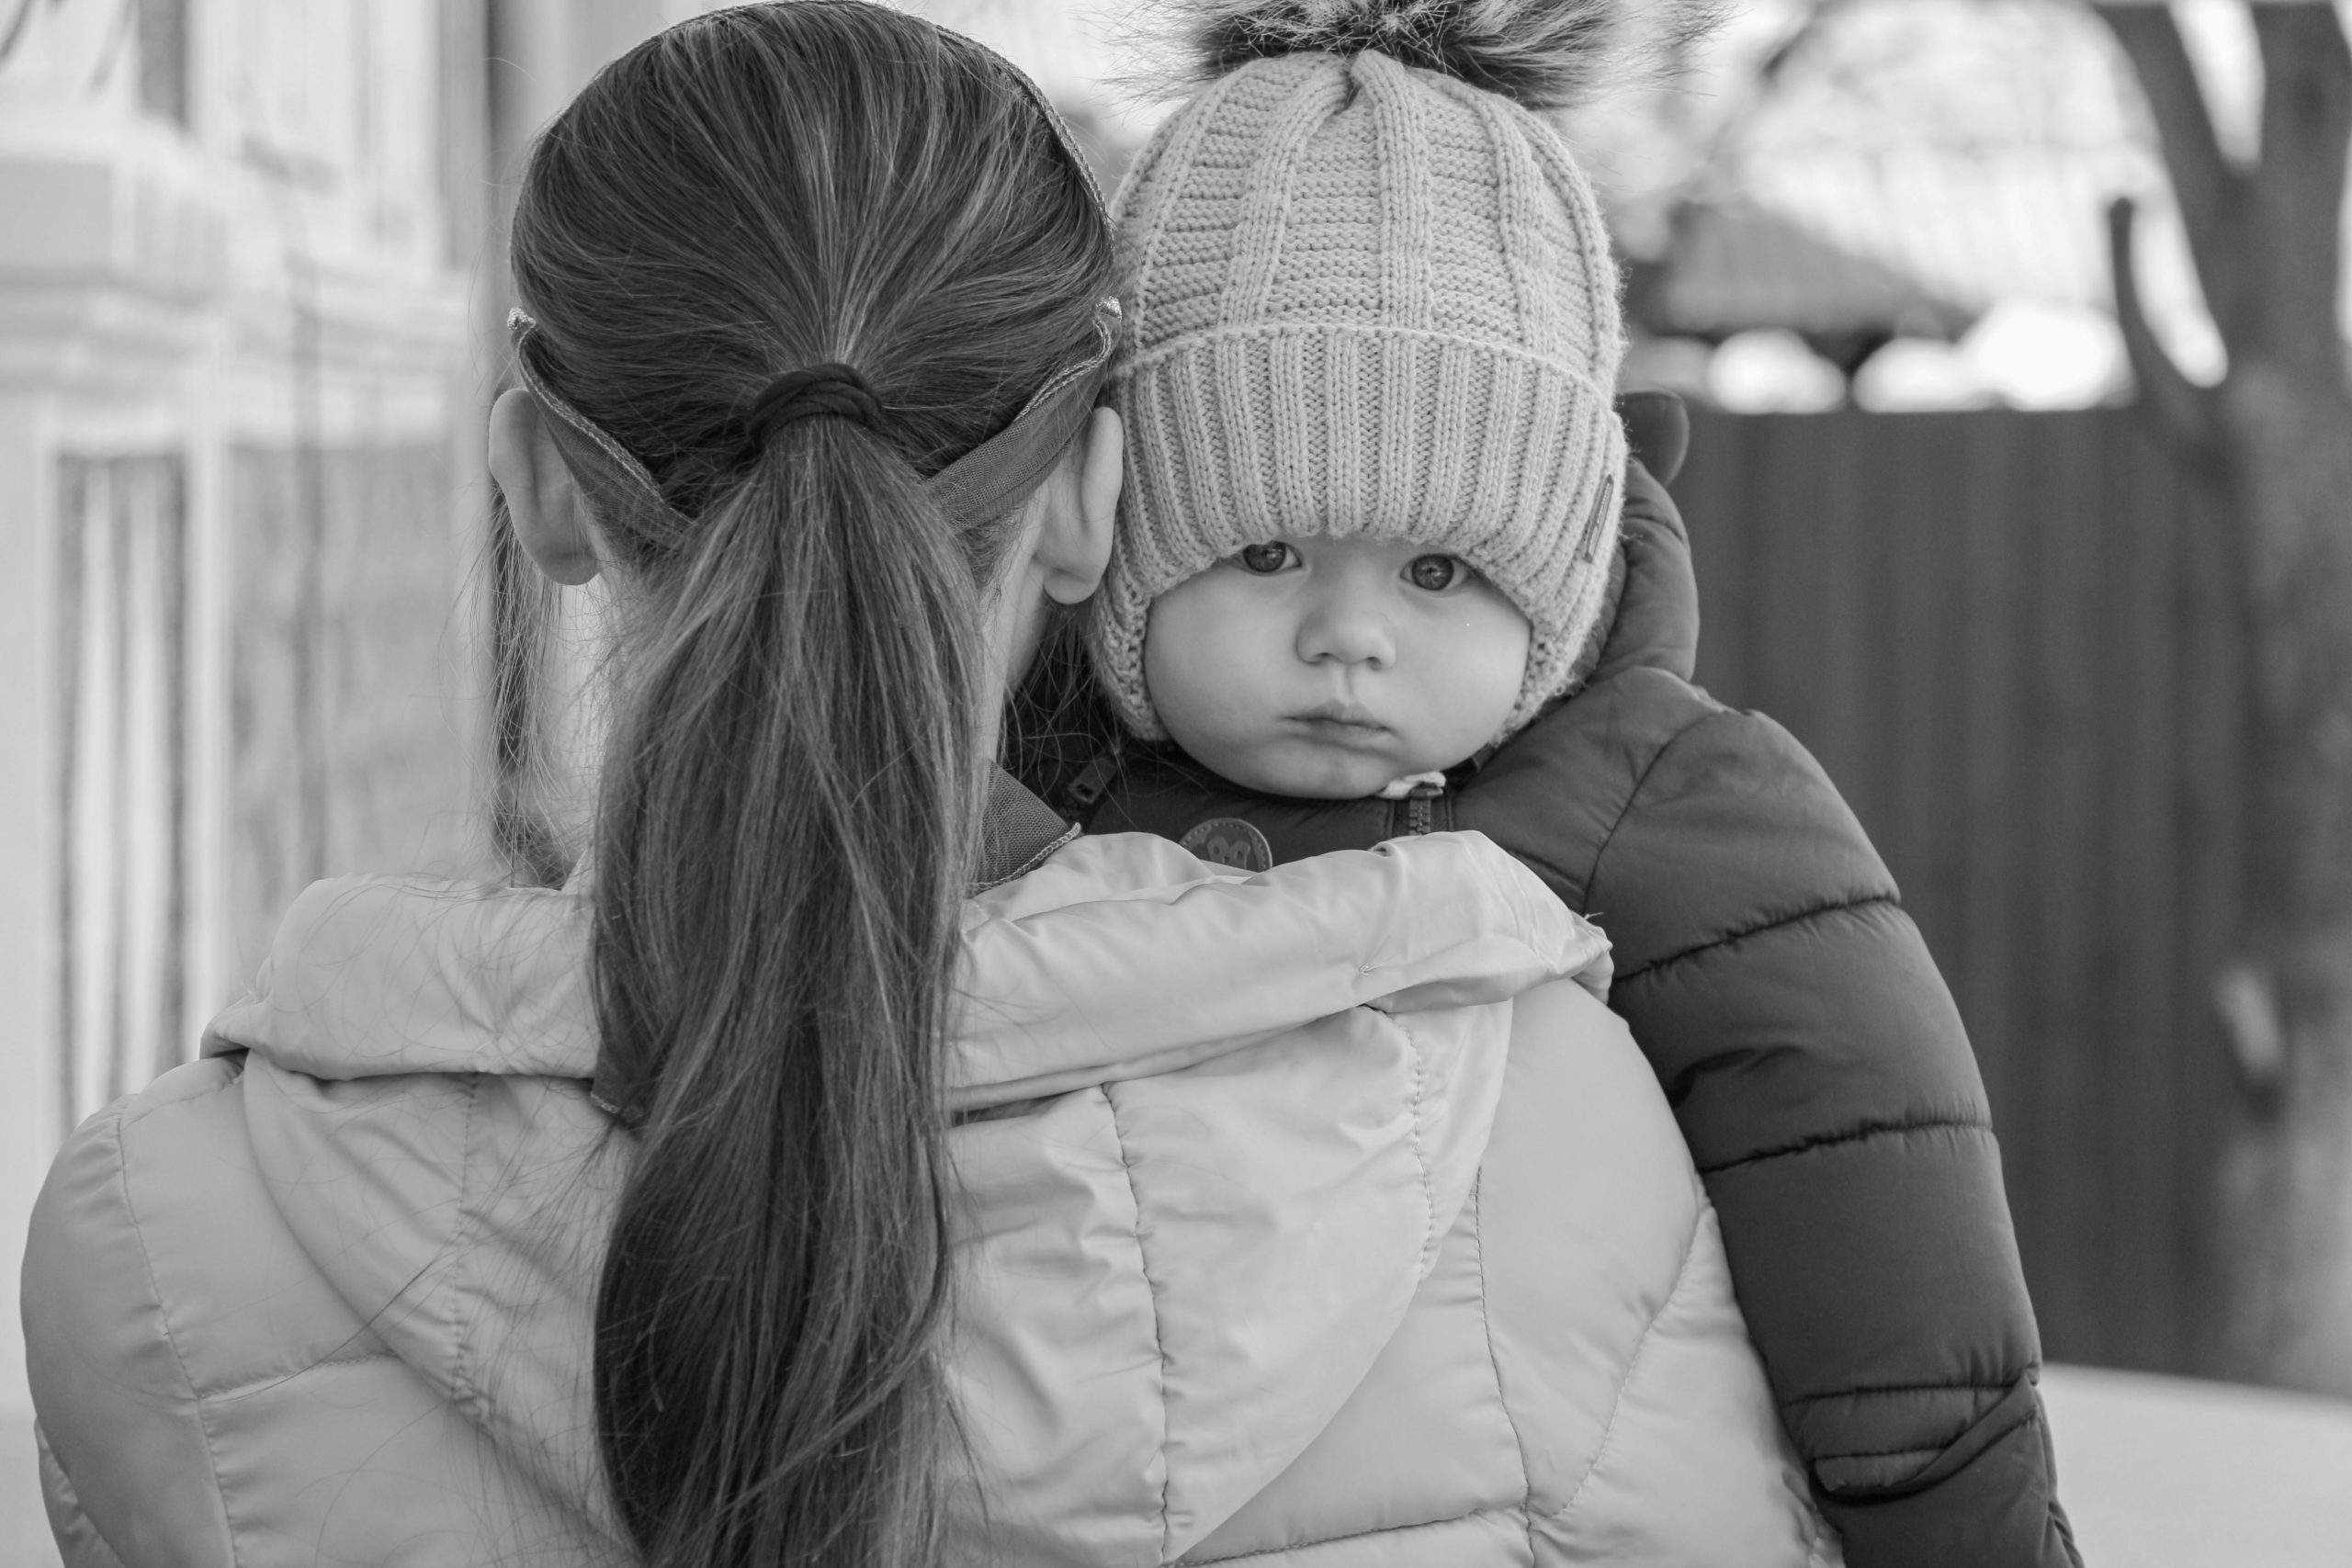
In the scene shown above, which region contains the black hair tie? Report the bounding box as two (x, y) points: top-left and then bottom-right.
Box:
(742, 363), (884, 451)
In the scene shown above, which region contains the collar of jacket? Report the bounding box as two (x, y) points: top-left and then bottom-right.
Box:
(199, 769), (1074, 1129)
(198, 799), (1597, 1134)
(976, 765), (1079, 891)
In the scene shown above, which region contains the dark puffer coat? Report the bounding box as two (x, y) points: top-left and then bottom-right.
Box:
(1026, 412), (2081, 1568)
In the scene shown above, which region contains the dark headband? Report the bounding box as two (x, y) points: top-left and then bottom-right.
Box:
(507, 299), (1115, 537)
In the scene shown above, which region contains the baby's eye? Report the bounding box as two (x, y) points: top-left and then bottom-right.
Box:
(1406, 554), (1464, 592)
(1235, 542), (1295, 574)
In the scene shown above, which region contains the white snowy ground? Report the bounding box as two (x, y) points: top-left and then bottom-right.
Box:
(2041, 1363), (2352, 1568)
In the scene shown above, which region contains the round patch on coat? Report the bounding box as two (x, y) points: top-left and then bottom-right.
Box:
(1180, 817), (1274, 873)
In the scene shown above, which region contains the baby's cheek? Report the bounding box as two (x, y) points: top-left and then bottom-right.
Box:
(1464, 624), (1531, 708)
(1143, 580), (1262, 738)
(1411, 602), (1529, 756)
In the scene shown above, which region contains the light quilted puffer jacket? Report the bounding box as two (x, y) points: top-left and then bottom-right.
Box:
(23, 828), (1838, 1568)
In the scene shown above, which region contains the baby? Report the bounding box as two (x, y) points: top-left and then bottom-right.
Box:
(1145, 530), (1537, 804)
(1042, 3), (2080, 1563)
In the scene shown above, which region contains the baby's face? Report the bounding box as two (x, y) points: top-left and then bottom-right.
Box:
(1142, 535), (1530, 800)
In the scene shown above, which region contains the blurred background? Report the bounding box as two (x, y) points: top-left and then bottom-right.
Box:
(3, 1), (2351, 1563)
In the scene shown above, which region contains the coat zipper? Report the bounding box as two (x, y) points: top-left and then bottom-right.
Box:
(1398, 780), (1442, 837)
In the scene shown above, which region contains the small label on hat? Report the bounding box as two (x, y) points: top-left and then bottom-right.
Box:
(1181, 817), (1274, 873)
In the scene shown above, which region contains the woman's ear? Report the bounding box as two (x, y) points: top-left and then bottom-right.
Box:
(489, 389), (601, 586)
(1036, 405), (1122, 605)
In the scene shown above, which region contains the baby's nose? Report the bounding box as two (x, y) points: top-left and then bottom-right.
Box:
(1296, 593), (1395, 668)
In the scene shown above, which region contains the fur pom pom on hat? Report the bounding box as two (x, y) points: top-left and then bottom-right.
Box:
(1182, 0), (1720, 110)
(1092, 0), (1707, 747)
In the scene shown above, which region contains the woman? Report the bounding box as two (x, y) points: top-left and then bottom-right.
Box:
(22, 7), (1827, 1566)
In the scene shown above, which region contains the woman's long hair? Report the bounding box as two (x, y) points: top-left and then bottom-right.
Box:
(503, 6), (1114, 1562)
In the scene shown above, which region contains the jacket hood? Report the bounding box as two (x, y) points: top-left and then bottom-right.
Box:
(203, 829), (1606, 1561)
(207, 829), (1589, 1107)
(1586, 454), (1699, 687)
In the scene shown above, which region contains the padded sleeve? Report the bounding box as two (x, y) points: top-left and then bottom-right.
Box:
(21, 1070), (243, 1568)
(38, 1425), (132, 1568)
(1587, 454), (1701, 687)
(1586, 705), (2080, 1568)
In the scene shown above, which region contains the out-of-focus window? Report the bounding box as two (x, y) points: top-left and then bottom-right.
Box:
(55, 456), (191, 1134)
(134, 0), (187, 124)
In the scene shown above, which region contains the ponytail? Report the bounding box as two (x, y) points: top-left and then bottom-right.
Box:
(592, 425), (977, 1564)
(495, 6), (1118, 1565)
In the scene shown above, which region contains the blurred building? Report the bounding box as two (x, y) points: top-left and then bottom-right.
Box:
(1598, 0), (2226, 415)
(1628, 198), (1980, 370)
(0, 2), (713, 1547)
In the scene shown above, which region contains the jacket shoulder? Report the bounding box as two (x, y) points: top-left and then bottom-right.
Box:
(26, 1059), (285, 1568)
(1462, 667), (1890, 953)
(27, 1058), (632, 1567)
(27, 1060), (421, 1568)
(1587, 693), (1897, 980)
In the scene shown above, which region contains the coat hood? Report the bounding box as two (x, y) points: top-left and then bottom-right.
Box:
(206, 829), (1587, 1106)
(198, 829), (1605, 1562)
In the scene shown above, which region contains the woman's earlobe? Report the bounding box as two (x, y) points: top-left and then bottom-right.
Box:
(489, 389), (602, 586)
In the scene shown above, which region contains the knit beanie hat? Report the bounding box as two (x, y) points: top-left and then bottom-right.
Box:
(1092, 0), (1679, 743)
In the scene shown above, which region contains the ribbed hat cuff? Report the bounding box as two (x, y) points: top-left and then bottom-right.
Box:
(1092, 325), (1626, 744)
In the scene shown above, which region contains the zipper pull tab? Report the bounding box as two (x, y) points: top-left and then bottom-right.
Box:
(1059, 733), (1125, 816)
(1407, 784), (1436, 837)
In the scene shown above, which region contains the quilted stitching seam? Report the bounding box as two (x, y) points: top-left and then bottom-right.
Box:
(1550, 1208), (1704, 1524)
(1785, 1378), (2026, 1407)
(971, 820), (1082, 893)
(1104, 1081), (1177, 1563)
(1582, 703), (1717, 907)
(1699, 1115), (1992, 1177)
(1612, 892), (1898, 986)
(113, 1084), (247, 1566)
(446, 1074), (490, 1428)
(206, 1350), (402, 1404)
(1468, 1177), (1540, 1564)
(1190, 1504), (1518, 1563)
(38, 1424), (132, 1568)
(1817, 1441), (1946, 1464)
(1397, 1017), (1437, 1271)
